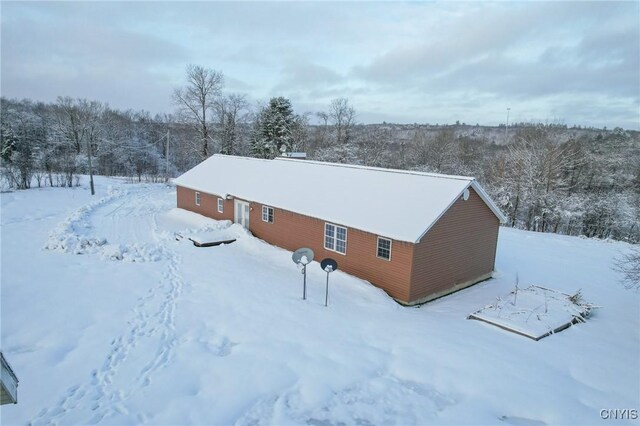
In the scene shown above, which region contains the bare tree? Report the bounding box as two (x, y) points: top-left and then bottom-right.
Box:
(358, 126), (389, 167)
(454, 136), (487, 177)
(54, 97), (87, 154)
(614, 246), (640, 290)
(291, 112), (310, 153)
(329, 98), (356, 144)
(412, 128), (456, 173)
(314, 111), (330, 148)
(502, 127), (587, 232)
(173, 65), (224, 160)
(54, 97), (104, 194)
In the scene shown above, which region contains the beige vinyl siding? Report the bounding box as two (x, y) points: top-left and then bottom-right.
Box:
(409, 187), (499, 302)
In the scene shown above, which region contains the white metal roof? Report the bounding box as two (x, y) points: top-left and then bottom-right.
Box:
(173, 155), (506, 243)
(1, 352), (18, 405)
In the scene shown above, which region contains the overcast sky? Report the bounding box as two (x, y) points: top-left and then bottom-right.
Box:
(2, 1), (639, 129)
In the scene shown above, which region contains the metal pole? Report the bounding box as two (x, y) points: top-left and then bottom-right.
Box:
(325, 271), (329, 306)
(303, 264), (307, 300)
(166, 128), (170, 181)
(86, 136), (95, 195)
(505, 107), (511, 142)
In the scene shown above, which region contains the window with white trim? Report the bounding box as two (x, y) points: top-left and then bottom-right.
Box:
(262, 206), (274, 223)
(377, 237), (392, 261)
(217, 198), (224, 213)
(324, 223), (347, 254)
(195, 192), (201, 206)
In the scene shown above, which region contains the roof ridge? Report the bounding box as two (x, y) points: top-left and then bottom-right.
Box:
(213, 154), (272, 163)
(274, 157), (474, 181)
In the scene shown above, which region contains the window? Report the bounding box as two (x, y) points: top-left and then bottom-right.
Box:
(377, 237), (392, 261)
(195, 192), (201, 206)
(324, 223), (347, 254)
(262, 206), (274, 223)
(218, 198), (224, 213)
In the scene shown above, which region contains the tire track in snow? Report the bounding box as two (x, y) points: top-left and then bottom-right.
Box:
(45, 184), (172, 262)
(31, 185), (185, 425)
(43, 186), (126, 255)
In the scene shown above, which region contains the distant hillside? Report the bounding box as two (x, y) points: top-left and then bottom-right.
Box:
(346, 123), (638, 146)
(307, 122), (640, 243)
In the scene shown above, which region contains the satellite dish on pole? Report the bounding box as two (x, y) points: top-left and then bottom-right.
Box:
(462, 188), (470, 201)
(292, 248), (314, 266)
(321, 258), (338, 273)
(320, 258), (338, 307)
(292, 248), (314, 300)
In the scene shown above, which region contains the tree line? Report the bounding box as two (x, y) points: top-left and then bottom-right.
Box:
(0, 65), (356, 188)
(1, 65), (638, 243)
(310, 125), (639, 243)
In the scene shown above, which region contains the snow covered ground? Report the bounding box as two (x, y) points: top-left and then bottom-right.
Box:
(1, 177), (638, 425)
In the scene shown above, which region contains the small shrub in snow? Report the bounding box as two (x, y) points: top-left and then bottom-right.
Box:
(613, 246), (640, 290)
(469, 285), (598, 340)
(512, 273), (520, 306)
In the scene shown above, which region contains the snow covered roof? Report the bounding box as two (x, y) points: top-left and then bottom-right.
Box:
(173, 155), (506, 243)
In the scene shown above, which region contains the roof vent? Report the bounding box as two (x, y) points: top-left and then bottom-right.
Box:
(281, 152), (307, 159)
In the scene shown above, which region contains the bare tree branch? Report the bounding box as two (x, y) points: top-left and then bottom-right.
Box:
(173, 64), (224, 159)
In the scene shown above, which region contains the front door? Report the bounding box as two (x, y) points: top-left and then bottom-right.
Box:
(234, 200), (250, 229)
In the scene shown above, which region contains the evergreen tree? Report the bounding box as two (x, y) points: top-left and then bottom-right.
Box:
(249, 110), (272, 159)
(260, 97), (296, 156)
(1, 122), (17, 162)
(220, 113), (236, 155)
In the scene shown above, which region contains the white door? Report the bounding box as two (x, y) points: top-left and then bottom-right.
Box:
(234, 200), (250, 229)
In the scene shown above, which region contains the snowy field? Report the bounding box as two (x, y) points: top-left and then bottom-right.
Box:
(1, 177), (638, 425)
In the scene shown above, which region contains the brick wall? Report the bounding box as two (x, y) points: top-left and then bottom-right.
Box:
(250, 204), (414, 302)
(176, 184), (499, 304)
(176, 186), (234, 222)
(176, 185), (414, 301)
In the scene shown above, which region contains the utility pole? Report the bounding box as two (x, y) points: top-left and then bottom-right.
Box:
(165, 128), (170, 182)
(87, 135), (95, 195)
(505, 107), (511, 143)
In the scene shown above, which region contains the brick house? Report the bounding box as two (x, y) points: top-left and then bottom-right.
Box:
(174, 155), (506, 305)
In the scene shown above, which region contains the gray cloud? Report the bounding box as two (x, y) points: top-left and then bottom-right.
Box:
(1, 2), (188, 111)
(1, 1), (638, 129)
(348, 2), (639, 128)
(353, 3), (638, 95)
(273, 58), (342, 94)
